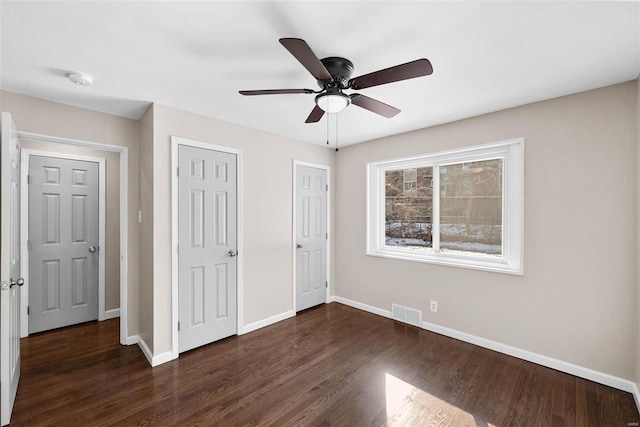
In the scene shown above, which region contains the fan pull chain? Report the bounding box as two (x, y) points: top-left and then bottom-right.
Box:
(326, 109), (329, 145)
(335, 113), (339, 152)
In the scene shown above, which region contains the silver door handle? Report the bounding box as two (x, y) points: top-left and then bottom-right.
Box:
(228, 250), (238, 257)
(3, 278), (24, 290)
(296, 243), (303, 249)
(88, 245), (100, 253)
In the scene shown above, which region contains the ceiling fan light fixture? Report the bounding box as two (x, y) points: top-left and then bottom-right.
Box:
(315, 92), (350, 113)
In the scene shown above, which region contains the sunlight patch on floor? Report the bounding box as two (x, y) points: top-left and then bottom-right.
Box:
(384, 373), (496, 427)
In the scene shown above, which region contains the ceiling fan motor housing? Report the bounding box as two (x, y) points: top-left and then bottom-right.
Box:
(319, 57), (354, 88)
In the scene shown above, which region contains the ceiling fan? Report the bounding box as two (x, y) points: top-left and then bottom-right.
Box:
(239, 38), (433, 123)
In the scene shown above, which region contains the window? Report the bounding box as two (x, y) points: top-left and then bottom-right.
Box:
(367, 138), (524, 274)
(403, 168), (417, 193)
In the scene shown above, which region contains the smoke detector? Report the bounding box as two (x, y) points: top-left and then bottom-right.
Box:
(67, 72), (93, 87)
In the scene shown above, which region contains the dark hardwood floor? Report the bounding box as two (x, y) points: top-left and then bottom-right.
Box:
(11, 302), (639, 426)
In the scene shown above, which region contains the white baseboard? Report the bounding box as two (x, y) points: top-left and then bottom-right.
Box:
(421, 320), (637, 395)
(632, 382), (640, 414)
(333, 296), (392, 319)
(103, 308), (120, 320)
(241, 310), (295, 334)
(128, 335), (174, 367)
(151, 351), (174, 367)
(331, 296), (640, 410)
(327, 295), (337, 303)
(136, 336), (154, 366)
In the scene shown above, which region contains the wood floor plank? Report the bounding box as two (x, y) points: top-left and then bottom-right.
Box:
(10, 303), (640, 426)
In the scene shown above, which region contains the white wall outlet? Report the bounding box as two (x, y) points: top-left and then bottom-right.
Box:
(430, 300), (438, 313)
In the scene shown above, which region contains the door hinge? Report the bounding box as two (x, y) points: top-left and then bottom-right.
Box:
(178, 321), (180, 331)
(176, 244), (179, 255)
(325, 281), (328, 288)
(27, 306), (30, 315)
(27, 240), (32, 251)
(326, 184), (328, 191)
(326, 233), (328, 239)
(27, 174), (31, 184)
(176, 167), (179, 177)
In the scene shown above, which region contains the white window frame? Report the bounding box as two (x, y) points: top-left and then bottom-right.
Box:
(367, 138), (524, 275)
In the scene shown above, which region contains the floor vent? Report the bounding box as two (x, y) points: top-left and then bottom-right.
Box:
(391, 304), (422, 327)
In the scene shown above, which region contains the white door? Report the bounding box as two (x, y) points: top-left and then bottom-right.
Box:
(295, 165), (327, 312)
(178, 145), (237, 353)
(28, 156), (99, 334)
(1, 112), (22, 426)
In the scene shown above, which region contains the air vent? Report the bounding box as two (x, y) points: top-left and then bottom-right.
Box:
(391, 303), (422, 327)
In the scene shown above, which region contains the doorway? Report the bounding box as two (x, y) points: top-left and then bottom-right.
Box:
(293, 161), (330, 312)
(18, 132), (129, 344)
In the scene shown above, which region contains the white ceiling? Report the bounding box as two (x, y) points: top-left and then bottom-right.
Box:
(1, 1), (639, 147)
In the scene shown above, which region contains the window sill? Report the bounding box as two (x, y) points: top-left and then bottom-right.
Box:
(365, 249), (524, 276)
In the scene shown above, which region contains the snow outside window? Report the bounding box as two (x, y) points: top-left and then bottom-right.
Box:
(367, 138), (524, 275)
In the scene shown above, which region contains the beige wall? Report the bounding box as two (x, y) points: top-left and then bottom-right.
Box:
(1, 91), (141, 338)
(19, 139), (121, 310)
(138, 105), (154, 349)
(150, 104), (336, 355)
(335, 82), (637, 380)
(4, 81), (638, 381)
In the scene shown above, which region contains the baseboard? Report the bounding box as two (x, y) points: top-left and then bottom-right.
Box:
(103, 308), (120, 320)
(151, 351), (174, 367)
(421, 320), (637, 395)
(136, 336), (154, 366)
(241, 310), (295, 334)
(632, 382), (640, 414)
(331, 296), (639, 406)
(128, 335), (173, 367)
(327, 295), (337, 303)
(333, 296), (392, 319)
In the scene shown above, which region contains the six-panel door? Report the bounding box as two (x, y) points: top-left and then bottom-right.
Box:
(295, 165), (327, 312)
(1, 112), (22, 426)
(178, 145), (237, 353)
(28, 156), (99, 334)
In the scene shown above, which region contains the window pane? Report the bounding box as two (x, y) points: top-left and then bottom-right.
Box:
(439, 159), (503, 257)
(385, 167), (433, 249)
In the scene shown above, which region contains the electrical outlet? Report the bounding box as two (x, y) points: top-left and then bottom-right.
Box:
(430, 300), (438, 313)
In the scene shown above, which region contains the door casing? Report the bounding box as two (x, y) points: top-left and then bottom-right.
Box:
(292, 160), (331, 313)
(170, 136), (244, 360)
(21, 150), (106, 336)
(17, 132), (129, 345)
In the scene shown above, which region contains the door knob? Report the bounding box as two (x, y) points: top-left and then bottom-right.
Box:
(228, 250), (238, 257)
(296, 243), (303, 249)
(1, 277), (24, 290)
(88, 245), (100, 253)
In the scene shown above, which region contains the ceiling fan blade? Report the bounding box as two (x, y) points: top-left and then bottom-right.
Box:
(239, 89), (314, 96)
(349, 58), (433, 90)
(350, 94), (401, 118)
(305, 105), (325, 123)
(279, 38), (332, 81)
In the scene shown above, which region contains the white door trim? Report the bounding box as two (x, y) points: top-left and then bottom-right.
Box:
(21, 150), (106, 335)
(292, 160), (331, 312)
(170, 136), (244, 360)
(17, 131), (129, 345)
